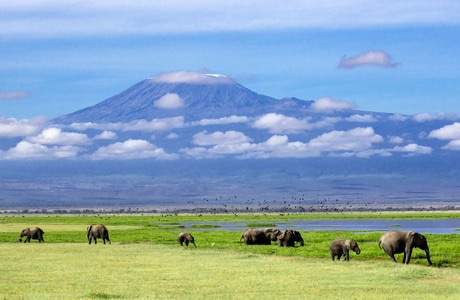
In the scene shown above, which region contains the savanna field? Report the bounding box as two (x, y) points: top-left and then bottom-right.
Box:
(1, 212), (459, 299)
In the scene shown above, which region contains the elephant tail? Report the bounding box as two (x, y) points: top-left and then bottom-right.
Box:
(378, 239), (382, 249)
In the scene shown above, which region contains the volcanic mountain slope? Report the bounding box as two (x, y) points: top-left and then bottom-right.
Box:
(55, 72), (314, 124)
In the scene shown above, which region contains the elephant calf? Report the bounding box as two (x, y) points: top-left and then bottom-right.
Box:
(277, 230), (305, 247)
(18, 227), (45, 243)
(87, 224), (111, 244)
(177, 232), (196, 247)
(329, 238), (361, 261)
(379, 230), (431, 265)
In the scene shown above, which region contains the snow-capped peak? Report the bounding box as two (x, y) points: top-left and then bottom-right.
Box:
(150, 71), (234, 84)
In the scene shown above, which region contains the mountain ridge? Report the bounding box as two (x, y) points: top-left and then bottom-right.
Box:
(54, 73), (315, 124)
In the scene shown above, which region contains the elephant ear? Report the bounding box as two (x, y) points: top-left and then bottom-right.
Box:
(278, 230), (286, 240)
(408, 231), (417, 243)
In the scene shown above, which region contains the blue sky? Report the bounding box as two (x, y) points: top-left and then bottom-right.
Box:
(1, 1), (460, 119)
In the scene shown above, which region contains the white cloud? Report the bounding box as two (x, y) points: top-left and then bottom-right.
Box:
(182, 134), (314, 159)
(151, 71), (234, 84)
(1, 141), (82, 160)
(154, 93), (184, 109)
(308, 127), (383, 152)
(263, 135), (288, 147)
(428, 122), (460, 140)
(391, 143), (432, 155)
(27, 128), (91, 145)
(192, 131), (252, 146)
(67, 117), (185, 132)
(442, 139), (460, 151)
(122, 117), (185, 131)
(252, 113), (312, 134)
(166, 133), (178, 139)
(190, 115), (248, 126)
(0, 91), (30, 100)
(389, 114), (408, 121)
(310, 97), (355, 113)
(413, 112), (460, 122)
(345, 114), (377, 122)
(428, 122), (460, 151)
(413, 113), (436, 122)
(68, 122), (101, 131)
(90, 139), (177, 160)
(182, 127), (387, 159)
(338, 51), (398, 69)
(2, 1), (459, 36)
(94, 130), (117, 140)
(389, 136), (404, 144)
(0, 116), (46, 137)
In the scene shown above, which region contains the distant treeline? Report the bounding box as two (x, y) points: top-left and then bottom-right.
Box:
(1, 205), (458, 215)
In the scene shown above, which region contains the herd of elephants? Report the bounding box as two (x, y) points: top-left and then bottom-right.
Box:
(17, 224), (432, 265)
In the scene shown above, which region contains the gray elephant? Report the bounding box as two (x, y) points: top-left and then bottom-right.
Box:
(18, 227), (45, 243)
(241, 228), (281, 245)
(379, 230), (431, 265)
(177, 232), (196, 247)
(277, 230), (305, 247)
(329, 238), (361, 261)
(87, 224), (111, 244)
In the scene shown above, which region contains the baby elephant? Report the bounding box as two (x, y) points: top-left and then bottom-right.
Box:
(177, 232), (196, 247)
(18, 227), (45, 243)
(329, 238), (361, 261)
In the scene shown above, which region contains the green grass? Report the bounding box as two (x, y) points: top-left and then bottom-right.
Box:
(1, 243), (459, 299)
(1, 212), (459, 299)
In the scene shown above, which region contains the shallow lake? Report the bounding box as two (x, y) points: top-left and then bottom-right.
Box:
(181, 218), (460, 234)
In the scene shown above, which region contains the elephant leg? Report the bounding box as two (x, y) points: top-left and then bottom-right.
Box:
(390, 254), (397, 263)
(344, 250), (349, 261)
(404, 249), (413, 264)
(337, 254), (342, 261)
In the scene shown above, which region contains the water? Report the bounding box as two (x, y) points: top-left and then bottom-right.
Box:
(181, 218), (460, 234)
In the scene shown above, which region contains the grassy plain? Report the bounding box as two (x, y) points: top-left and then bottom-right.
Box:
(0, 212), (459, 299)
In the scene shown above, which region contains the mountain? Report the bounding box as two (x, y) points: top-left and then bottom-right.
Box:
(55, 72), (314, 123)
(2, 71), (460, 212)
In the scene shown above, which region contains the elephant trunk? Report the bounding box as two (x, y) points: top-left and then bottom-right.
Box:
(425, 249), (432, 265)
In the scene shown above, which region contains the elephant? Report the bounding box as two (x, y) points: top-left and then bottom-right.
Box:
(177, 232), (196, 247)
(379, 230), (432, 265)
(241, 228), (281, 245)
(87, 224), (111, 244)
(277, 230), (305, 247)
(18, 227), (45, 243)
(329, 238), (361, 261)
